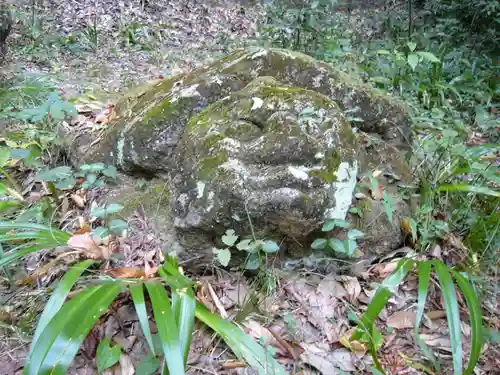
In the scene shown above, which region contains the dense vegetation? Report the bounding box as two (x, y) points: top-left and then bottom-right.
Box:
(0, 0), (498, 374)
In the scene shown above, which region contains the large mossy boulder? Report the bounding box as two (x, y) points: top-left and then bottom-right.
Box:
(73, 47), (413, 264)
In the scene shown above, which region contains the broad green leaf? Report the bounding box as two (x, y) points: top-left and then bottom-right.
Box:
(31, 260), (96, 348)
(213, 248), (231, 267)
(236, 239), (253, 251)
(245, 252), (260, 270)
(438, 184), (499, 197)
(415, 261), (432, 333)
(311, 238), (327, 250)
(54, 176), (76, 190)
(96, 338), (122, 373)
(94, 226), (110, 239)
(145, 282), (185, 375)
(0, 147), (11, 167)
(452, 271), (484, 375)
(345, 239), (358, 257)
(347, 229), (364, 239)
(130, 284), (156, 356)
(171, 288), (196, 362)
(322, 219), (349, 231)
(25, 283), (121, 375)
(261, 240), (279, 253)
(136, 354), (161, 375)
(195, 302), (288, 375)
(416, 51), (440, 63)
(91, 203), (124, 218)
(35, 166), (73, 182)
(407, 41), (417, 51)
(222, 229), (238, 247)
(407, 53), (419, 71)
(102, 165), (117, 179)
(85, 172), (98, 184)
(328, 238), (346, 254)
(434, 261), (462, 375)
(109, 219), (128, 234)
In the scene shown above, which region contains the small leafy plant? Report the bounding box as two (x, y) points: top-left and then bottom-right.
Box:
(213, 229), (280, 270)
(35, 162), (117, 191)
(311, 219), (364, 257)
(91, 203), (128, 240)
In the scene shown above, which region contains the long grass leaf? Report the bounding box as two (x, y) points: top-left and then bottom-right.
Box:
(352, 259), (415, 341)
(158, 258), (287, 374)
(438, 184), (499, 197)
(146, 282), (185, 375)
(416, 261), (432, 332)
(434, 261), (463, 375)
(452, 271), (484, 375)
(40, 284), (121, 374)
(25, 284), (121, 374)
(195, 302), (288, 375)
(0, 243), (60, 268)
(130, 283), (156, 356)
(172, 288), (196, 363)
(159, 266), (196, 362)
(31, 260), (96, 348)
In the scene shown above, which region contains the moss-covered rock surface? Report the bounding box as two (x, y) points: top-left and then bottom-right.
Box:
(78, 47), (412, 263)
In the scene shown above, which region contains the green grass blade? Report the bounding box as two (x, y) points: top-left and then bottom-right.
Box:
(352, 259), (415, 341)
(195, 302), (288, 375)
(0, 243), (61, 268)
(25, 283), (121, 375)
(416, 261), (432, 332)
(452, 271), (484, 375)
(31, 260), (96, 348)
(158, 257), (287, 374)
(130, 283), (156, 356)
(172, 288), (196, 363)
(437, 184), (499, 197)
(145, 282), (186, 375)
(434, 261), (462, 375)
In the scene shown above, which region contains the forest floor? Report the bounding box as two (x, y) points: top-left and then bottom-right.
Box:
(0, 1), (498, 374)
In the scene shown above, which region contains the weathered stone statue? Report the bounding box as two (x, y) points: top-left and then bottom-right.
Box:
(67, 47), (413, 266)
(0, 4), (12, 58)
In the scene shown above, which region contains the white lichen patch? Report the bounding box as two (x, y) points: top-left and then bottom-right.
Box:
(251, 49), (268, 59)
(251, 97), (264, 110)
(171, 84), (200, 103)
(212, 76), (223, 85)
(314, 152), (325, 160)
(219, 138), (241, 153)
(196, 181), (206, 198)
(288, 166), (310, 181)
(206, 191), (215, 212)
(324, 161), (358, 220)
(219, 158), (250, 185)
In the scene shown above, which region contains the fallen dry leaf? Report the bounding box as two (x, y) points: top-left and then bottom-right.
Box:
(67, 233), (111, 259)
(387, 311), (417, 329)
(338, 276), (361, 302)
(71, 193), (86, 208)
(419, 334), (452, 352)
(105, 267), (146, 279)
(300, 343), (352, 375)
(427, 310), (447, 320)
(371, 261), (399, 279)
